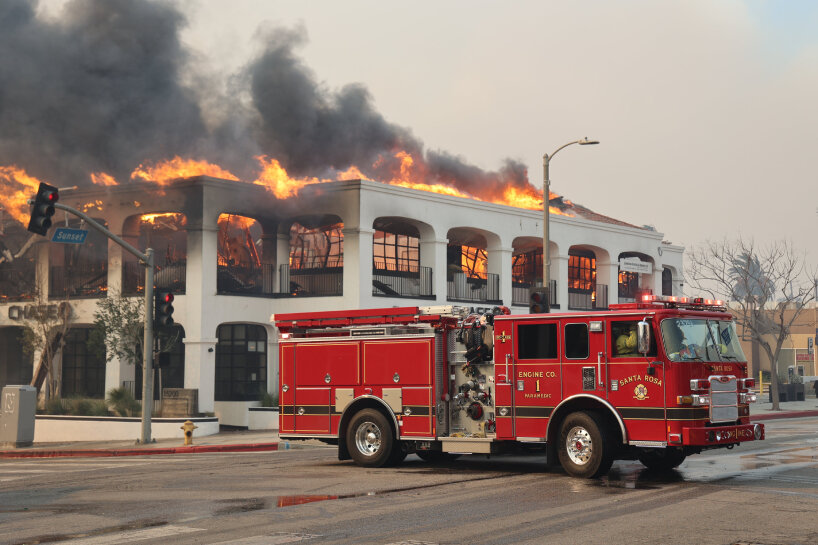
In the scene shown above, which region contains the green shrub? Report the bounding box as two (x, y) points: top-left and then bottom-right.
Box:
(41, 397), (68, 415)
(259, 390), (278, 407)
(107, 387), (141, 417)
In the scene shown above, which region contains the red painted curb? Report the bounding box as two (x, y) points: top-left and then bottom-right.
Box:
(751, 410), (818, 421)
(0, 442), (279, 459)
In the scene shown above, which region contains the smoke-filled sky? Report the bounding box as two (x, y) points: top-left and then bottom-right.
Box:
(13, 0), (818, 268)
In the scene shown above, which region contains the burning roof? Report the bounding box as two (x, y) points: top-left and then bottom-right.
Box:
(0, 0), (637, 233)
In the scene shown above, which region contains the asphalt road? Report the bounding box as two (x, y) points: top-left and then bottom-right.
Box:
(2, 418), (817, 545)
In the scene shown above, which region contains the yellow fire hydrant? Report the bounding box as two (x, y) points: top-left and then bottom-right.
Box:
(181, 420), (198, 446)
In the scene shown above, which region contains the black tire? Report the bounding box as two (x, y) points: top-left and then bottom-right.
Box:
(389, 441), (409, 466)
(416, 451), (461, 463)
(637, 448), (686, 471)
(346, 409), (394, 467)
(557, 411), (615, 478)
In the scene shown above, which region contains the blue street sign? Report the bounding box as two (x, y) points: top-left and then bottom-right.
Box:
(52, 227), (88, 244)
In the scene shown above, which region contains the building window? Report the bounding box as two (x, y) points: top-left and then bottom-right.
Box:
(62, 328), (106, 398)
(517, 323), (558, 359)
(568, 250), (596, 292)
(461, 245), (488, 279)
(564, 323), (589, 359)
(662, 268), (673, 296)
(373, 230), (419, 272)
(618, 271), (639, 299)
(0, 327), (32, 391)
(215, 324), (267, 402)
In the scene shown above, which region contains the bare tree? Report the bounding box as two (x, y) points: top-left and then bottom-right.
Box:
(686, 239), (817, 410)
(19, 289), (73, 400)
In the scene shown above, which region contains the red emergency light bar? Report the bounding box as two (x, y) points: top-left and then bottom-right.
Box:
(638, 294), (726, 310)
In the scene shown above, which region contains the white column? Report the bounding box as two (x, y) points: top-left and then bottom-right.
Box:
(488, 246), (513, 306)
(183, 225), (219, 412)
(420, 238), (448, 304)
(342, 227), (374, 306)
(598, 262), (620, 308)
(274, 233), (290, 293)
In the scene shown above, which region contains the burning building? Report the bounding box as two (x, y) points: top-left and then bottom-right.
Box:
(0, 173), (683, 425)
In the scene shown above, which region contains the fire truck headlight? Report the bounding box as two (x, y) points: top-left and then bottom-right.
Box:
(715, 431), (722, 441)
(691, 395), (710, 407)
(740, 392), (758, 404)
(754, 424), (763, 440)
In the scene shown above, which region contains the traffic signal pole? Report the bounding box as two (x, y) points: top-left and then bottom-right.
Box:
(52, 202), (156, 443)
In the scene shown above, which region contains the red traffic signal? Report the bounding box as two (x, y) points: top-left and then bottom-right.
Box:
(27, 182), (59, 236)
(154, 290), (175, 329)
(528, 286), (550, 314)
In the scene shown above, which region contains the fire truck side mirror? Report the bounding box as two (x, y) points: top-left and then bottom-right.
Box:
(637, 320), (651, 354)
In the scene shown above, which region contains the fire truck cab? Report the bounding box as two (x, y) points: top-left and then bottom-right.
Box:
(273, 297), (764, 479)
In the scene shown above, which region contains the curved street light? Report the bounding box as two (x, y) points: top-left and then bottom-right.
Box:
(542, 137), (599, 312)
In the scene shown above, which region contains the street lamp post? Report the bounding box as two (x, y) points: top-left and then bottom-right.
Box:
(542, 137), (599, 312)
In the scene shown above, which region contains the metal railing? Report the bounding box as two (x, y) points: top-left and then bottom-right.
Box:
(568, 283), (609, 311)
(281, 265), (343, 297)
(447, 272), (500, 304)
(0, 262), (37, 302)
(49, 264), (108, 298)
(123, 260), (187, 295)
(372, 266), (433, 298)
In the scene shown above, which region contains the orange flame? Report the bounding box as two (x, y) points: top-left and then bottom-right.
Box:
(251, 156), (323, 198)
(91, 172), (118, 186)
(131, 156), (239, 185)
(141, 212), (186, 227)
(218, 213), (256, 230)
(81, 200), (105, 213)
(0, 165), (45, 225)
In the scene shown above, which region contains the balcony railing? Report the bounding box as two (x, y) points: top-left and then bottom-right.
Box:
(447, 273), (501, 304)
(0, 261), (37, 302)
(123, 260), (187, 295)
(372, 266), (433, 298)
(279, 265), (343, 297)
(49, 264), (108, 298)
(512, 280), (558, 308)
(568, 283), (609, 311)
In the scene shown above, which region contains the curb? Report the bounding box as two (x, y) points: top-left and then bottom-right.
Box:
(751, 410), (818, 422)
(0, 442), (280, 459)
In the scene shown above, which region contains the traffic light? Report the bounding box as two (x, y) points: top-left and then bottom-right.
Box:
(27, 182), (59, 236)
(154, 291), (174, 330)
(529, 286), (550, 314)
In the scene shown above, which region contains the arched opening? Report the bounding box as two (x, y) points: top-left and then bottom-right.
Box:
(283, 215), (344, 296)
(446, 228), (499, 303)
(617, 252), (655, 302)
(511, 237), (543, 306)
(123, 213), (188, 294)
(216, 213), (266, 295)
(372, 218), (431, 298)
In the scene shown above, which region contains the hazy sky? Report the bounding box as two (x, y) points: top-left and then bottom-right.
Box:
(37, 0), (818, 267)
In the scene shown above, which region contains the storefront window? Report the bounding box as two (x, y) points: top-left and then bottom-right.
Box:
(215, 324), (267, 401)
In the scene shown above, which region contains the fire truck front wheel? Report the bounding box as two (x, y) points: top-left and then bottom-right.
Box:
(346, 409), (394, 467)
(557, 411), (615, 479)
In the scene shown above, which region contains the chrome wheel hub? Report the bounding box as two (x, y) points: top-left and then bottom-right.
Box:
(354, 421), (381, 456)
(566, 426), (593, 465)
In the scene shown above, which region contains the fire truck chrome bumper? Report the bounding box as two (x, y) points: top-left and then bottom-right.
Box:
(682, 423), (764, 445)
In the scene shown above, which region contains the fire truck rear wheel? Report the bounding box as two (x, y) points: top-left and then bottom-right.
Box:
(557, 411), (615, 479)
(637, 447), (686, 471)
(347, 409), (394, 467)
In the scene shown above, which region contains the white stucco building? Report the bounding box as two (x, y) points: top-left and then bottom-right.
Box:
(0, 176), (683, 426)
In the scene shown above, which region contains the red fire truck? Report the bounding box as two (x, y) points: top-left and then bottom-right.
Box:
(274, 295), (764, 478)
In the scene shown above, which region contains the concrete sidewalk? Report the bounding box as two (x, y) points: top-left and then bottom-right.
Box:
(2, 397), (816, 459)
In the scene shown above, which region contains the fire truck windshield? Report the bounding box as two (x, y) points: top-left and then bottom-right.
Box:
(660, 319), (747, 363)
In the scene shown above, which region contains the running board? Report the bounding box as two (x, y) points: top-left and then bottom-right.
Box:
(439, 437), (495, 454)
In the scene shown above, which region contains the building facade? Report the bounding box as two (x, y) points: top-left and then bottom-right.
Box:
(0, 177), (684, 425)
